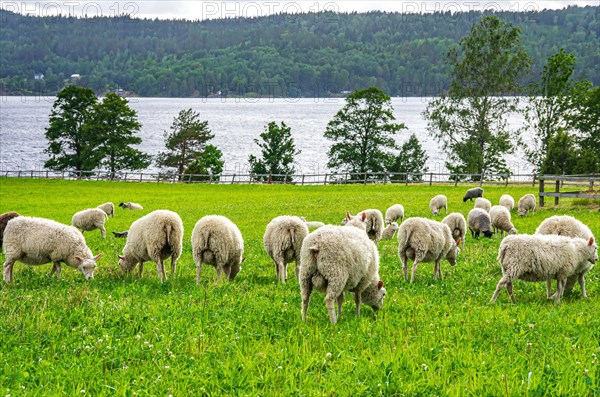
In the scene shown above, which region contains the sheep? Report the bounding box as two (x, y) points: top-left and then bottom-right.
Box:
(467, 208), (494, 239)
(0, 211), (20, 249)
(442, 212), (467, 247)
(344, 209), (384, 243)
(3, 216), (101, 282)
(118, 210), (183, 283)
(463, 187), (484, 202)
(299, 217), (325, 230)
(535, 215), (595, 297)
(385, 204), (404, 224)
(381, 222), (399, 240)
(119, 202), (143, 210)
(397, 217), (459, 283)
(517, 194), (536, 217)
(72, 208), (108, 238)
(263, 216), (309, 283)
(499, 194), (515, 211)
(97, 202), (115, 218)
(489, 205), (518, 237)
(299, 225), (386, 324)
(429, 195), (447, 216)
(490, 235), (597, 304)
(192, 215), (244, 283)
(474, 197), (492, 213)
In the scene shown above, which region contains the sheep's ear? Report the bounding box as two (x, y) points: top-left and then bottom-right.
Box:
(309, 246), (319, 254)
(589, 237), (595, 246)
(75, 256), (83, 263)
(241, 256), (246, 263)
(456, 239), (461, 246)
(378, 280), (384, 290)
(94, 254), (103, 261)
(346, 212), (352, 220)
(118, 255), (125, 260)
(361, 212), (367, 221)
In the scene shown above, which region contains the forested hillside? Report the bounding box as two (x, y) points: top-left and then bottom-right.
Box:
(1, 6), (598, 97)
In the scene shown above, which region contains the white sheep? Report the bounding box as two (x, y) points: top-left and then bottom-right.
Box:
(97, 202), (115, 218)
(474, 197), (492, 213)
(535, 215), (595, 297)
(467, 208), (494, 239)
(397, 217), (459, 283)
(489, 205), (517, 237)
(463, 187), (484, 202)
(192, 215), (244, 283)
(344, 209), (384, 243)
(381, 222), (399, 240)
(490, 235), (597, 304)
(499, 194), (515, 211)
(299, 225), (386, 324)
(517, 194), (536, 217)
(72, 208), (108, 238)
(118, 210), (183, 282)
(3, 216), (101, 282)
(429, 195), (447, 216)
(442, 212), (466, 247)
(385, 204), (404, 224)
(119, 202), (143, 210)
(264, 216), (309, 283)
(299, 217), (325, 230)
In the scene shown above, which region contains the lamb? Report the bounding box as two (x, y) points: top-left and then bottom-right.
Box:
(381, 222), (399, 240)
(72, 208), (108, 238)
(499, 194), (515, 211)
(97, 202), (115, 218)
(263, 216), (309, 283)
(118, 210), (183, 282)
(299, 217), (325, 230)
(385, 204), (404, 224)
(490, 235), (597, 304)
(442, 212), (467, 247)
(397, 217), (459, 283)
(474, 197), (492, 213)
(192, 215), (244, 283)
(3, 216), (101, 282)
(119, 202), (143, 210)
(299, 225), (386, 324)
(343, 209), (384, 243)
(535, 215), (595, 297)
(517, 194), (536, 217)
(0, 211), (20, 249)
(489, 205), (518, 237)
(467, 208), (494, 239)
(429, 195), (447, 216)
(463, 187), (484, 202)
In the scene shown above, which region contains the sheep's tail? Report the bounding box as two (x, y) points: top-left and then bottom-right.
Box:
(397, 226), (413, 254)
(497, 241), (508, 266)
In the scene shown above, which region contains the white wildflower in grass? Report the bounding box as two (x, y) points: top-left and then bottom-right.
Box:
(422, 364), (428, 371)
(528, 324), (534, 330)
(325, 353), (332, 359)
(135, 335), (141, 340)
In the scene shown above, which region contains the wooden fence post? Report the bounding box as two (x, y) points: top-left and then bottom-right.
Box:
(539, 178), (545, 207)
(301, 174), (305, 186)
(324, 173), (328, 185)
(231, 174), (236, 184)
(429, 173), (433, 186)
(555, 180), (560, 206)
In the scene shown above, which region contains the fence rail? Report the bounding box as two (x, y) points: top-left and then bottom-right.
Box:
(538, 175), (600, 206)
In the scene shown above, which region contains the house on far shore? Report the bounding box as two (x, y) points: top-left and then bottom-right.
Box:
(70, 74), (81, 80)
(34, 73), (45, 80)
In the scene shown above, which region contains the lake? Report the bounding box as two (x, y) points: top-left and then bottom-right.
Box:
(0, 96), (533, 175)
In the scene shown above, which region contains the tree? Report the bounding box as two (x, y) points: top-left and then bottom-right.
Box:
(324, 87), (406, 179)
(248, 121), (300, 182)
(540, 128), (579, 175)
(86, 93), (151, 175)
(156, 108), (215, 176)
(568, 84), (600, 174)
(423, 16), (531, 179)
(389, 134), (429, 182)
(44, 85), (98, 171)
(184, 144), (225, 182)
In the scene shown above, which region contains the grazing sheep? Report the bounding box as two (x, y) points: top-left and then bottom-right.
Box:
(429, 195), (447, 216)
(3, 216), (101, 282)
(344, 210), (384, 243)
(474, 197), (492, 213)
(489, 205), (518, 237)
(299, 225), (386, 324)
(490, 235), (597, 304)
(97, 202), (115, 218)
(499, 194), (515, 211)
(442, 212), (467, 247)
(119, 202), (143, 210)
(118, 210), (183, 282)
(385, 204), (405, 224)
(468, 208), (494, 239)
(535, 215), (595, 297)
(264, 216), (309, 283)
(381, 222), (399, 240)
(112, 231), (128, 238)
(463, 187), (484, 202)
(0, 212), (20, 249)
(517, 194), (536, 217)
(192, 215), (244, 283)
(397, 217), (459, 283)
(72, 208), (108, 238)
(299, 217), (325, 230)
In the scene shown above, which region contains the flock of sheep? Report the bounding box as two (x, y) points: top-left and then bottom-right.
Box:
(0, 188), (597, 324)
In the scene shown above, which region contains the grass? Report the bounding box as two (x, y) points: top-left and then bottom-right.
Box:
(0, 178), (599, 396)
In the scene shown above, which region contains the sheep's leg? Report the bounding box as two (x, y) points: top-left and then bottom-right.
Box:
(325, 282), (343, 324)
(506, 281), (516, 303)
(274, 261), (280, 280)
(196, 262), (203, 285)
(223, 264), (232, 281)
(400, 255), (408, 282)
(554, 278), (565, 304)
(3, 260), (15, 283)
(436, 260), (443, 280)
(354, 292), (361, 317)
(138, 261), (144, 278)
(300, 281), (312, 321)
(216, 266), (223, 281)
(579, 274), (588, 298)
(294, 261), (301, 283)
(156, 259), (166, 283)
(336, 294), (344, 319)
(545, 279), (553, 299)
(49, 262), (62, 279)
(170, 255), (177, 279)
(99, 225), (106, 239)
(410, 260), (420, 284)
(277, 260), (286, 284)
(490, 276), (511, 303)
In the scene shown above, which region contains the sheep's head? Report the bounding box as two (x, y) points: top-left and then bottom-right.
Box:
(432, 209), (440, 216)
(518, 208), (527, 217)
(588, 237), (598, 265)
(446, 240), (460, 266)
(361, 279), (386, 311)
(118, 254), (137, 274)
(345, 212), (367, 231)
(508, 227), (518, 235)
(483, 230), (494, 238)
(76, 254), (101, 280)
(229, 256), (245, 280)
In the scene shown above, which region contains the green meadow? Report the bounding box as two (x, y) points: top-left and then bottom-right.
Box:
(0, 178), (598, 396)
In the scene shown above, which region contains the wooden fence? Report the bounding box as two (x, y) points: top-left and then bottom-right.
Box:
(538, 175), (600, 206)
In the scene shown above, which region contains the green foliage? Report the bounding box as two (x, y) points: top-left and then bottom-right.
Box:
(389, 133), (429, 182)
(183, 144), (225, 182)
(248, 121), (299, 182)
(540, 129), (579, 174)
(568, 84), (600, 174)
(424, 16), (531, 178)
(325, 87), (406, 179)
(44, 85), (98, 171)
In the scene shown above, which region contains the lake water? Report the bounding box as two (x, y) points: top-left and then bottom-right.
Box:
(0, 96), (533, 175)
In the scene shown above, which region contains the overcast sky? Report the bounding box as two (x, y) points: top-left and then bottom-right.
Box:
(1, 1), (596, 20)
